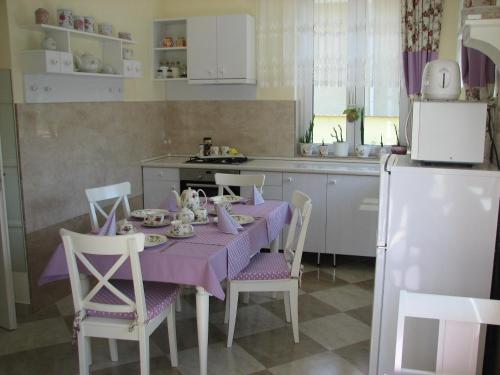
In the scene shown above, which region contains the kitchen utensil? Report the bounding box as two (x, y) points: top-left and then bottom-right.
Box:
(210, 146), (220, 156)
(421, 59), (461, 101)
(180, 187), (207, 210)
(74, 52), (101, 73)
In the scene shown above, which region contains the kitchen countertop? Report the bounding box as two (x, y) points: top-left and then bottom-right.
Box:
(141, 155), (381, 176)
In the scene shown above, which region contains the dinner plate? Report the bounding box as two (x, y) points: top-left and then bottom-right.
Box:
(144, 234), (168, 248)
(213, 214), (255, 225)
(166, 230), (196, 238)
(142, 219), (171, 228)
(209, 195), (245, 204)
(131, 209), (169, 219)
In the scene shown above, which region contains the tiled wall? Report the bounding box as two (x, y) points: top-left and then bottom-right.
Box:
(15, 99), (295, 307)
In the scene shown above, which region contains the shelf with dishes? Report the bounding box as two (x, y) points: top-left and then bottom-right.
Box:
(152, 18), (187, 80)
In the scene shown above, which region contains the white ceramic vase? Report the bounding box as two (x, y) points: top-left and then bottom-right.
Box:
(319, 145), (329, 157)
(333, 142), (349, 157)
(300, 143), (313, 156)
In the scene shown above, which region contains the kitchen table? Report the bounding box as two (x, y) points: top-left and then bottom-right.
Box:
(39, 200), (292, 375)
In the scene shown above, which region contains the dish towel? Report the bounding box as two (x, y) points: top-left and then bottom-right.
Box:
(250, 185), (265, 205)
(216, 204), (242, 235)
(160, 190), (179, 212)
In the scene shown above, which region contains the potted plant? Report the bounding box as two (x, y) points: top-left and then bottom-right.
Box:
(298, 116), (314, 156)
(390, 123), (407, 155)
(319, 139), (329, 157)
(331, 124), (348, 157)
(343, 107), (362, 123)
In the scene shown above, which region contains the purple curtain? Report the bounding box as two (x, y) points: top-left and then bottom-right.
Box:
(461, 1), (496, 100)
(401, 0), (443, 96)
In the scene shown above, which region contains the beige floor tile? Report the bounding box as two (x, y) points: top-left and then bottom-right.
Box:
(324, 262), (375, 283)
(335, 340), (371, 375)
(345, 305), (373, 326)
(299, 313), (371, 351)
(0, 317), (71, 356)
(268, 351), (365, 375)
(92, 356), (184, 375)
(235, 326), (327, 368)
(177, 342), (265, 375)
(311, 284), (373, 312)
(211, 304), (287, 339)
(261, 294), (339, 323)
(300, 270), (349, 293)
(56, 294), (75, 317)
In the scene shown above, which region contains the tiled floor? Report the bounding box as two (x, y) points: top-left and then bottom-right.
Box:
(0, 254), (374, 375)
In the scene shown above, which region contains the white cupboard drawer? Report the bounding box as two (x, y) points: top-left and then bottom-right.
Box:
(22, 50), (62, 73)
(60, 52), (74, 73)
(123, 60), (142, 78)
(143, 167), (179, 181)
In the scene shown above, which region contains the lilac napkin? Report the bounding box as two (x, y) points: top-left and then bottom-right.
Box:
(159, 190), (179, 212)
(216, 204), (242, 235)
(98, 210), (117, 235)
(250, 185), (265, 205)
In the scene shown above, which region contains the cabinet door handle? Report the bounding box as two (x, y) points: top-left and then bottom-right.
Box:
(329, 180), (337, 185)
(50, 59), (58, 65)
(158, 172), (164, 177)
(285, 177), (293, 183)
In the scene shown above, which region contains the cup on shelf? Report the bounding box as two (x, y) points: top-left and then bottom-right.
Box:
(84, 16), (94, 32)
(98, 23), (113, 36)
(210, 146), (220, 156)
(35, 8), (49, 25)
(122, 48), (134, 60)
(57, 9), (74, 29)
(221, 146), (230, 155)
(73, 15), (84, 31)
(162, 37), (174, 48)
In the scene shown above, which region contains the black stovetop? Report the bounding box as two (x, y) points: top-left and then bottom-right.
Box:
(185, 156), (249, 165)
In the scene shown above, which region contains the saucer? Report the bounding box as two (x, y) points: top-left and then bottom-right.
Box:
(166, 230), (196, 238)
(131, 209), (169, 219)
(142, 219), (170, 228)
(144, 234), (168, 248)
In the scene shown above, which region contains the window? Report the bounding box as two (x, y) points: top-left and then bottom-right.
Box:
(312, 0), (401, 147)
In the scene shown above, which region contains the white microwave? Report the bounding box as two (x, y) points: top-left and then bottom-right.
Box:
(411, 100), (487, 164)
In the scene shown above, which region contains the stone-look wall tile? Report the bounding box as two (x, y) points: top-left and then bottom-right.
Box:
(16, 102), (168, 233)
(165, 101), (295, 157)
(28, 195), (143, 309)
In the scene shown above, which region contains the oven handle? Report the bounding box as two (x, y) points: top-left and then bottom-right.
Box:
(185, 183), (217, 189)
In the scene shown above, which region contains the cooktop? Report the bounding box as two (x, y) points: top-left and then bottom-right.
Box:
(185, 156), (249, 165)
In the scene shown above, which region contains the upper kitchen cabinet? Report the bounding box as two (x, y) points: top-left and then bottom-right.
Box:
(187, 14), (256, 84)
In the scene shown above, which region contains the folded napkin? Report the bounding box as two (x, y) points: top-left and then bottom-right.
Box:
(250, 185), (265, 205)
(98, 210), (117, 235)
(216, 203), (242, 235)
(160, 190), (179, 212)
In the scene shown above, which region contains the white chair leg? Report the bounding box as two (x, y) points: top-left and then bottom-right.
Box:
(77, 333), (90, 375)
(85, 336), (92, 366)
(167, 305), (178, 367)
(290, 284), (299, 343)
(176, 290), (182, 313)
(224, 283), (230, 324)
(138, 328), (150, 375)
(284, 291), (291, 323)
(108, 339), (118, 362)
(227, 284), (239, 348)
(242, 292), (250, 304)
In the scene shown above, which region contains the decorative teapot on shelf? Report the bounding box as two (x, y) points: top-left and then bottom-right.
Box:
(74, 52), (101, 73)
(180, 187), (207, 211)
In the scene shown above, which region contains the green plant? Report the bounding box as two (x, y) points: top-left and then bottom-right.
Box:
(331, 124), (344, 143)
(321, 139), (325, 146)
(360, 107), (365, 145)
(299, 115), (315, 143)
(393, 123), (401, 146)
(343, 107), (362, 123)
(380, 133), (384, 147)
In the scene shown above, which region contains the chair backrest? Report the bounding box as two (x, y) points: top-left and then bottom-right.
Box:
(85, 182), (131, 231)
(214, 173), (265, 196)
(60, 228), (148, 322)
(284, 190), (312, 278)
(395, 290), (500, 375)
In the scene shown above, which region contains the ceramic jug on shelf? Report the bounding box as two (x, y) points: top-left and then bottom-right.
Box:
(180, 187), (207, 211)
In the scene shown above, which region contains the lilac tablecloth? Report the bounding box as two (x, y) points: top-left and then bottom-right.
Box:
(39, 200), (292, 300)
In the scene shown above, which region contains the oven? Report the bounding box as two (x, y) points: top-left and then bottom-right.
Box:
(179, 168), (240, 197)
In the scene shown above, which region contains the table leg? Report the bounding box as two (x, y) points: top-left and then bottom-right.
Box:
(196, 286), (210, 375)
(270, 234), (280, 253)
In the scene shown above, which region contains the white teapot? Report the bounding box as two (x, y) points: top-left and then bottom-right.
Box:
(180, 188), (207, 211)
(74, 52), (101, 73)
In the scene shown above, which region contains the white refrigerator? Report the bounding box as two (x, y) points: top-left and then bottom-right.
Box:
(369, 155), (500, 375)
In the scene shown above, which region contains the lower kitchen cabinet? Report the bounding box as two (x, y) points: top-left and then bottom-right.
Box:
(283, 172), (327, 255)
(326, 174), (379, 257)
(142, 167), (180, 208)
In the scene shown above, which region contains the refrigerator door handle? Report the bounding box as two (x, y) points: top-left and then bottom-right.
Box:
(377, 155), (393, 247)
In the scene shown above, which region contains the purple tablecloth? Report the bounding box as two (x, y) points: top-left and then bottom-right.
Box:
(39, 200), (292, 300)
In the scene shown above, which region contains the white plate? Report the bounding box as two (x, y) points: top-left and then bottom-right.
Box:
(214, 214), (255, 225)
(209, 195), (245, 204)
(144, 234), (168, 248)
(131, 209), (169, 219)
(166, 230), (196, 238)
(142, 219), (170, 228)
(191, 218), (210, 225)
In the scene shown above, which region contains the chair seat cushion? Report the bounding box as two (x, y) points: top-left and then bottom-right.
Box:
(86, 280), (179, 321)
(233, 253), (290, 281)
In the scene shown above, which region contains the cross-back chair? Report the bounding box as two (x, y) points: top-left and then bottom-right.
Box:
(214, 173), (265, 196)
(85, 182), (131, 232)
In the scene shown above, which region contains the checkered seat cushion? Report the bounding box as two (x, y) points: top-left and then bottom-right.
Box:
(86, 280), (179, 321)
(233, 253), (290, 281)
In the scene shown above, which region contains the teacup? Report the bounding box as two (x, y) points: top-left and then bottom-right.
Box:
(144, 213), (166, 225)
(117, 219), (134, 235)
(194, 208), (208, 222)
(171, 220), (193, 236)
(220, 146), (230, 155)
(355, 145), (371, 158)
(210, 146), (220, 156)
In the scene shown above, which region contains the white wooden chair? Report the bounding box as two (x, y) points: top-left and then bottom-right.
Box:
(395, 290), (500, 375)
(60, 229), (179, 375)
(214, 173), (265, 196)
(225, 190), (312, 347)
(85, 182), (132, 232)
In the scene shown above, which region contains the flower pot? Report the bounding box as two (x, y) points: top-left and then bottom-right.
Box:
(319, 145), (329, 157)
(300, 143), (313, 156)
(391, 145), (407, 155)
(333, 142), (349, 157)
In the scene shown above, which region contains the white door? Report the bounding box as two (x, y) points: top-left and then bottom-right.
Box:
(0, 137), (16, 330)
(326, 174), (379, 256)
(283, 173), (327, 254)
(187, 16), (218, 80)
(216, 15), (248, 79)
